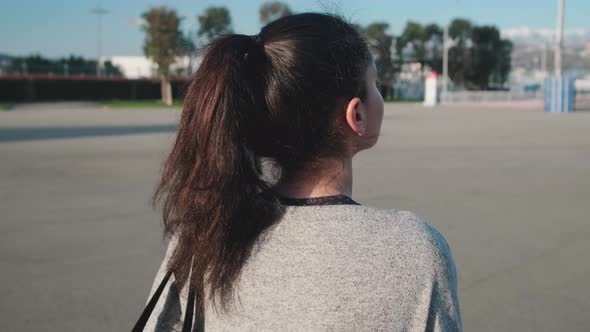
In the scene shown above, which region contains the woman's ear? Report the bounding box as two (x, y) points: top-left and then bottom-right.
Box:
(345, 97), (366, 136)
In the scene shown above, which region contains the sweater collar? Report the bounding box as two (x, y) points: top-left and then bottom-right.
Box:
(277, 194), (360, 206)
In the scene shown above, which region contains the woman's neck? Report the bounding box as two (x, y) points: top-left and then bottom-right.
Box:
(273, 157), (353, 199)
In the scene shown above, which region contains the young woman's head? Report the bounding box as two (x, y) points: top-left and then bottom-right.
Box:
(154, 13), (383, 315)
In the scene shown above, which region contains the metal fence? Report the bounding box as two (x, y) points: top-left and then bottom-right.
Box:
(575, 90), (590, 110)
(441, 91), (543, 103)
(0, 76), (189, 102)
(440, 89), (590, 111)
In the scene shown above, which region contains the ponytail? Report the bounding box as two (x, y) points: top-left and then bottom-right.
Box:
(153, 34), (283, 316)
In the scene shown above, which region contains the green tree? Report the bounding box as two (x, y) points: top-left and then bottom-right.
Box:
(176, 32), (196, 55)
(363, 23), (397, 99)
(103, 60), (123, 77)
(449, 19), (472, 46)
(11, 54), (56, 74)
(398, 21), (426, 69)
(395, 22), (444, 75)
(62, 55), (94, 75)
(142, 6), (181, 105)
(10, 54), (108, 76)
(197, 6), (233, 44)
(423, 24), (443, 74)
(490, 39), (513, 87)
(388, 17), (512, 91)
(445, 19), (512, 89)
(466, 26), (498, 89)
(259, 1), (292, 25)
(447, 18), (473, 87)
(175, 32), (197, 77)
(467, 26), (513, 89)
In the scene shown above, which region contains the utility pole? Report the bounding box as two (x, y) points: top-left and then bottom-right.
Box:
(442, 24), (449, 102)
(554, 0), (564, 76)
(541, 42), (547, 76)
(545, 0), (574, 113)
(92, 2), (108, 77)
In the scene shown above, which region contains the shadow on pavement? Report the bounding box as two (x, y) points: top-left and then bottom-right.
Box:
(0, 125), (177, 143)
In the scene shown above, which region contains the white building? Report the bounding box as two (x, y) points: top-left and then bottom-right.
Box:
(100, 55), (194, 79)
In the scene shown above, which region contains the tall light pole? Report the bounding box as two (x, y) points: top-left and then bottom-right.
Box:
(442, 24), (449, 102)
(554, 0), (564, 76)
(92, 2), (108, 77)
(541, 42), (548, 77)
(545, 0), (574, 113)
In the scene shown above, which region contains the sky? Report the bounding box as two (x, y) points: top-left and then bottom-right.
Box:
(1, 0), (589, 58)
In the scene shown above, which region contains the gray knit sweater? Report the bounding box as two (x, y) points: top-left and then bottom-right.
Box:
(143, 203), (462, 331)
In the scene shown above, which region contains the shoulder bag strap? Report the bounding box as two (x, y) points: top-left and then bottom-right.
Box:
(131, 270), (204, 332)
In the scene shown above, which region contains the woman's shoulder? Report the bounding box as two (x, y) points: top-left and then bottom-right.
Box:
(283, 203), (457, 284)
(340, 205), (454, 260)
(326, 204), (442, 233)
(368, 207), (448, 241)
(286, 204), (452, 256)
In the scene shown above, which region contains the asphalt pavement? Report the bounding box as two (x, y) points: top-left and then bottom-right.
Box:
(1, 102), (589, 331)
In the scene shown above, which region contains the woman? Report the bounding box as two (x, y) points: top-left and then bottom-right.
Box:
(134, 13), (461, 332)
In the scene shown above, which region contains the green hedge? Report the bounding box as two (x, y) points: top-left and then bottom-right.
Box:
(0, 77), (189, 102)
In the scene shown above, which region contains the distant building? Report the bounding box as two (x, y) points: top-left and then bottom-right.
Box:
(576, 77), (590, 91)
(395, 62), (426, 99)
(0, 53), (13, 75)
(101, 55), (196, 79)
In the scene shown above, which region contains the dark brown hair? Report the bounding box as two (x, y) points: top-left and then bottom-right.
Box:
(153, 13), (371, 316)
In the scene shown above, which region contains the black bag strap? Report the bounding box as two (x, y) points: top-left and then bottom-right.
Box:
(132, 269), (204, 332)
(132, 270), (172, 331)
(182, 285), (197, 331)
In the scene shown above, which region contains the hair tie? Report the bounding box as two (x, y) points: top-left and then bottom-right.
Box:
(244, 34), (264, 61)
(251, 34), (263, 47)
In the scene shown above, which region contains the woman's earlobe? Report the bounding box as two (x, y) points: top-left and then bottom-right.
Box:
(345, 97), (365, 136)
(357, 122), (366, 136)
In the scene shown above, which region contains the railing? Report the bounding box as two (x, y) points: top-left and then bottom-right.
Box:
(575, 90), (590, 110)
(440, 89), (590, 110)
(0, 73), (190, 81)
(441, 91), (543, 103)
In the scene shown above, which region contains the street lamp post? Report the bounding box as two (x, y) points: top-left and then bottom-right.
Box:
(544, 0), (575, 113)
(92, 3), (108, 77)
(442, 24), (449, 103)
(554, 0), (564, 76)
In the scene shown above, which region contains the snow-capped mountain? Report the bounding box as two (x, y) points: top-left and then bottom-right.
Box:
(501, 27), (590, 45)
(504, 27), (590, 80)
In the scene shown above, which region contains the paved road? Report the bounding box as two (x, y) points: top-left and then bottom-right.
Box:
(1, 102), (589, 331)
